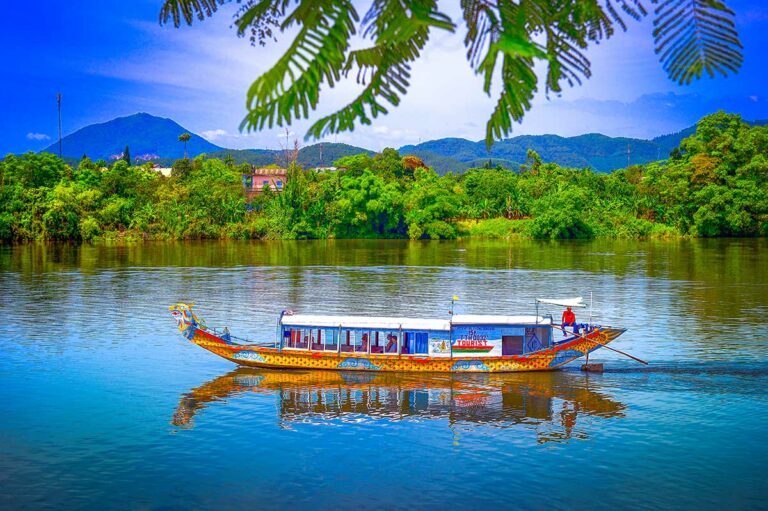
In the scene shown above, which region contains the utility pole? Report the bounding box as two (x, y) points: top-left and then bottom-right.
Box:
(626, 143), (631, 168)
(57, 93), (63, 158)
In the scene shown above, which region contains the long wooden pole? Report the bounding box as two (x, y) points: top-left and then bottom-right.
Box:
(553, 324), (648, 365)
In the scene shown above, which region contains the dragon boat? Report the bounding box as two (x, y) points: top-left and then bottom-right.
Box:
(169, 297), (627, 373)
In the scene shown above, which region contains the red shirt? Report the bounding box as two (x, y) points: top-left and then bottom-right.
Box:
(562, 309), (576, 324)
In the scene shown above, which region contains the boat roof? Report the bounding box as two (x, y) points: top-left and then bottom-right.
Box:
(452, 315), (550, 325)
(281, 314), (550, 330)
(282, 315), (451, 331)
(536, 297), (587, 308)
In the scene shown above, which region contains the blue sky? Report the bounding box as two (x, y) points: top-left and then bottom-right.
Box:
(3, 0), (768, 155)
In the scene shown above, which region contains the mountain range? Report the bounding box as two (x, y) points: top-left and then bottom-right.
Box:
(44, 112), (757, 173)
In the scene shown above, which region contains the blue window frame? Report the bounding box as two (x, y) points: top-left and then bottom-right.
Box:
(414, 333), (429, 354)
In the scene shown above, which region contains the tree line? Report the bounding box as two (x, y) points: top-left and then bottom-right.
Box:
(1, 112), (766, 242)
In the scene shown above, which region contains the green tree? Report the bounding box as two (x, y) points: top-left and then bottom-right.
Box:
(160, 0), (742, 146)
(123, 145), (131, 166)
(179, 132), (191, 159)
(0, 152), (67, 188)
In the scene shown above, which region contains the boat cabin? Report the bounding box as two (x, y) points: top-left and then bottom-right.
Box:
(279, 314), (553, 357)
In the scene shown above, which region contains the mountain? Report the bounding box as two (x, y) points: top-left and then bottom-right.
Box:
(400, 133), (665, 174)
(42, 111), (767, 174)
(44, 113), (222, 161)
(206, 143), (373, 167)
(401, 118), (768, 174)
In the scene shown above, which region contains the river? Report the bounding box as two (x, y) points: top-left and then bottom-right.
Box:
(1, 239), (766, 509)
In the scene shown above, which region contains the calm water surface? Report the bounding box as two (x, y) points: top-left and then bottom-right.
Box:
(1, 239), (767, 510)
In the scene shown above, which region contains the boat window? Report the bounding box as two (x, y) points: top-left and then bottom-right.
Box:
(285, 328), (310, 350)
(355, 332), (370, 353)
(403, 332), (429, 355)
(415, 333), (429, 354)
(310, 329), (324, 351)
(322, 329), (339, 351)
(341, 330), (354, 352)
(300, 329), (313, 350)
(502, 335), (524, 356)
(381, 331), (399, 354)
(286, 328), (299, 348)
(367, 330), (395, 354)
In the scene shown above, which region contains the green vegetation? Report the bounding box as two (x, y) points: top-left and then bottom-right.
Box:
(1, 112), (766, 242)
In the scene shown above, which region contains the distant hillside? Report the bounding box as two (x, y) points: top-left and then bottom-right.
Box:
(207, 143), (373, 167)
(45, 113), (222, 161)
(41, 111), (767, 174)
(400, 133), (664, 174)
(400, 119), (768, 174)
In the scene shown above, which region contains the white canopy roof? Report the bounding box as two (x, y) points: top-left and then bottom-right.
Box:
(536, 297), (587, 308)
(451, 315), (549, 325)
(282, 313), (550, 330)
(281, 314), (451, 331)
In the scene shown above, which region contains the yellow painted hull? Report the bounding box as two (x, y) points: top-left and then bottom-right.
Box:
(182, 325), (626, 373)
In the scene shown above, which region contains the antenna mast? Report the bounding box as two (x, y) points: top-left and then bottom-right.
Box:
(57, 93), (62, 158)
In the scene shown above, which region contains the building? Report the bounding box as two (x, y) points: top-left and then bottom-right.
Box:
(242, 167), (288, 200)
(152, 166), (173, 177)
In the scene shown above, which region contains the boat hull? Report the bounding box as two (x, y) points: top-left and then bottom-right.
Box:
(179, 323), (626, 373)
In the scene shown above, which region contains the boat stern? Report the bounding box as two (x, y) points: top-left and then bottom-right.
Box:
(548, 326), (628, 369)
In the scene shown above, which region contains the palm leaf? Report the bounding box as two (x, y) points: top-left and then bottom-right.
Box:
(239, 0), (359, 131)
(653, 0), (743, 84)
(159, 0), (225, 26)
(306, 0), (454, 139)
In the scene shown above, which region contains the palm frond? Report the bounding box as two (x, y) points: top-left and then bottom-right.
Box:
(239, 0), (359, 132)
(653, 0), (743, 84)
(159, 0), (226, 26)
(306, 0), (454, 139)
(470, 0), (636, 147)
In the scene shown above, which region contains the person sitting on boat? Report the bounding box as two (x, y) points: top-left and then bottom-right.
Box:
(385, 334), (397, 353)
(561, 306), (576, 336)
(360, 333), (369, 352)
(221, 327), (231, 342)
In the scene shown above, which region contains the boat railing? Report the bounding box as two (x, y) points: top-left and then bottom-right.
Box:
(210, 326), (266, 346)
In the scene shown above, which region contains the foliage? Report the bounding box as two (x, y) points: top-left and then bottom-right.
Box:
(159, 0), (741, 146)
(2, 112), (766, 242)
(123, 145), (131, 165)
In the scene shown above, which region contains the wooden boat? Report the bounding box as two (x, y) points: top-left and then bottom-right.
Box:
(169, 298), (627, 373)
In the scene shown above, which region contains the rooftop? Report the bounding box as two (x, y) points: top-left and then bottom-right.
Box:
(281, 314), (550, 330)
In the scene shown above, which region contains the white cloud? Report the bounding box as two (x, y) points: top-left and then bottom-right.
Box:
(26, 132), (51, 141)
(200, 129), (228, 141)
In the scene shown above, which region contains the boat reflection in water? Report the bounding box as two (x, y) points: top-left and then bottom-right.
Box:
(173, 369), (625, 443)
